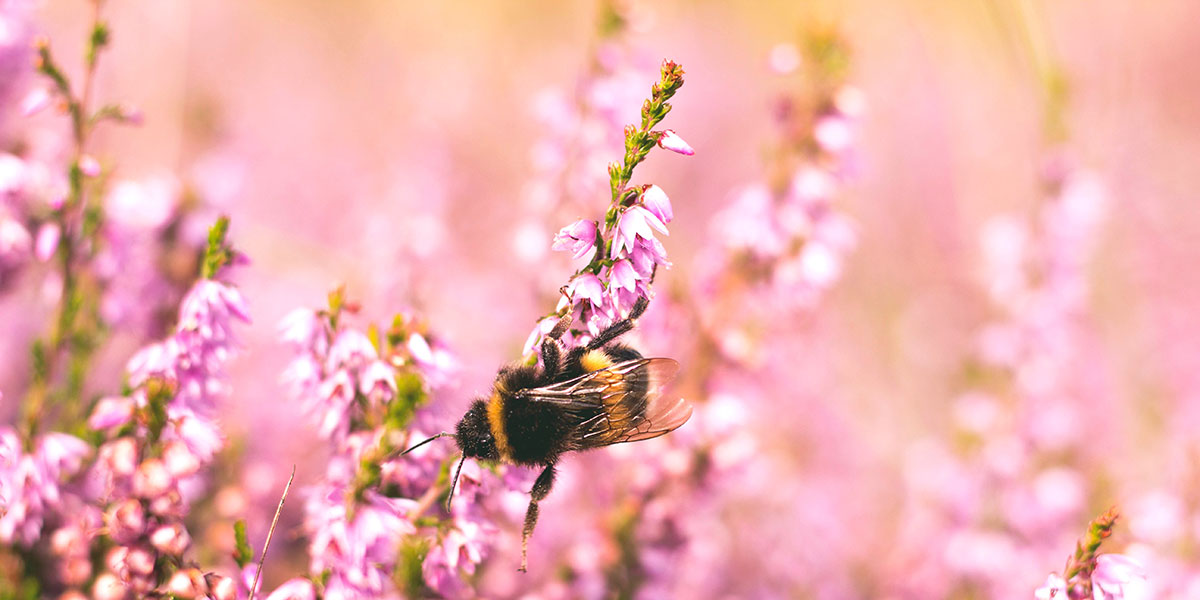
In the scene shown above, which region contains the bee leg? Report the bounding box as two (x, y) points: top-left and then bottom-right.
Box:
(519, 464), (557, 572)
(540, 313), (572, 380)
(585, 296), (650, 350)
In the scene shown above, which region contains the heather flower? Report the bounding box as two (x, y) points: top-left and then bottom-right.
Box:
(552, 218), (598, 261)
(406, 332), (460, 389)
(1092, 555), (1148, 600)
(264, 579), (317, 600)
(0, 427), (89, 546)
(568, 272), (606, 309)
(656, 129), (694, 156)
(640, 184), (674, 224)
(612, 205), (668, 258)
(1035, 573), (1068, 599)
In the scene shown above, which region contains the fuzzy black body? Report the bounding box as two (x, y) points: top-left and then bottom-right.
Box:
(447, 297), (692, 571)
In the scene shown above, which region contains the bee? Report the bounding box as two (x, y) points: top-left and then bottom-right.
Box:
(402, 296), (692, 571)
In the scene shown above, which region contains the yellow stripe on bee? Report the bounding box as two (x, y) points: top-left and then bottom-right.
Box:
(486, 391), (512, 461)
(581, 349), (614, 372)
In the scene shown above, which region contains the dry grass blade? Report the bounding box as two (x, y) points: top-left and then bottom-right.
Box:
(249, 465), (296, 600)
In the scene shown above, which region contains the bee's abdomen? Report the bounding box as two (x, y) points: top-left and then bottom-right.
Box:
(503, 393), (590, 465)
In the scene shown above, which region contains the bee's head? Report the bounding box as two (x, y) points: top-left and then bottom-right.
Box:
(455, 399), (498, 461)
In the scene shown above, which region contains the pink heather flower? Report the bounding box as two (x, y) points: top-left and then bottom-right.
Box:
(813, 115), (853, 154)
(609, 258), (640, 294)
(104, 177), (179, 230)
(150, 523), (191, 556)
(170, 410), (224, 463)
(641, 184), (673, 224)
(0, 215), (31, 258)
(264, 579), (317, 600)
(0, 428), (89, 546)
(551, 218), (598, 261)
(768, 43), (802, 74)
(1034, 573), (1066, 599)
(34, 222), (59, 261)
(306, 483), (417, 599)
(78, 154), (101, 177)
(177, 279), (251, 359)
(279, 307), (328, 354)
(1093, 554), (1149, 600)
(359, 359), (398, 403)
(314, 369), (356, 440)
(657, 129), (695, 155)
(834, 85), (868, 118)
(21, 86), (50, 116)
(612, 205), (668, 258)
(327, 329), (378, 372)
(406, 333), (459, 389)
(88, 396), (135, 430)
(522, 315), (566, 357)
(568, 272), (606, 309)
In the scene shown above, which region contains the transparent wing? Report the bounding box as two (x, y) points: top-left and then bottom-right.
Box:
(520, 358), (692, 450)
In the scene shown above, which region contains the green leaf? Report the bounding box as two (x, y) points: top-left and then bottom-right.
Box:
(233, 519), (253, 568)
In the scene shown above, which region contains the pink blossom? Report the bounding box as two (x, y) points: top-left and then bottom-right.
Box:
(657, 129), (695, 155)
(1093, 554), (1149, 600)
(326, 329), (377, 372)
(359, 359), (397, 403)
(20, 86), (50, 116)
(279, 307), (327, 353)
(88, 396), (135, 430)
(0, 215), (31, 259)
(1034, 572), (1067, 599)
(612, 205), (668, 259)
(568, 272), (606, 309)
(264, 579), (317, 600)
(104, 177), (179, 231)
(641, 184), (673, 224)
(551, 218), (598, 261)
(78, 154), (101, 177)
(34, 222), (59, 261)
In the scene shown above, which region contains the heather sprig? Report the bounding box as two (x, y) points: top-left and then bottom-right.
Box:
(533, 59), (691, 349)
(282, 289), (510, 597)
(1035, 508), (1148, 600)
(700, 30), (861, 330)
(21, 0), (145, 440)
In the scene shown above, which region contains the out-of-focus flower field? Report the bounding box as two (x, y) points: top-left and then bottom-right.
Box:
(2, 0), (1199, 598)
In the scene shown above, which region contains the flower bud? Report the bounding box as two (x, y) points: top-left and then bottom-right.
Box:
(162, 440), (201, 479)
(50, 526), (83, 556)
(211, 575), (238, 600)
(150, 523), (190, 556)
(61, 555), (92, 587)
(106, 499), (146, 544)
(133, 458), (173, 498)
(124, 546), (156, 577)
(92, 573), (128, 600)
(101, 437), (139, 478)
(656, 129), (694, 156)
(166, 568), (208, 598)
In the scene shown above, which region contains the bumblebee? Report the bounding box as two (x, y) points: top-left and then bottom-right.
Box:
(403, 296), (692, 571)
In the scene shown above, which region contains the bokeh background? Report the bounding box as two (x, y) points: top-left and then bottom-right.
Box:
(3, 0), (1200, 597)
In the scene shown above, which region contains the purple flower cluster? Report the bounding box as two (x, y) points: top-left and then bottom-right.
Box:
(704, 83), (863, 314)
(82, 276), (250, 597)
(524, 57), (692, 353)
(0, 426), (89, 546)
(282, 297), (507, 597)
(547, 183), (674, 342)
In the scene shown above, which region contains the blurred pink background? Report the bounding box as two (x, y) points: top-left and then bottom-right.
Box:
(4, 0), (1200, 596)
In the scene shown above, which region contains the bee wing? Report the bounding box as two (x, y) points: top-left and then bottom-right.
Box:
(522, 358), (692, 450)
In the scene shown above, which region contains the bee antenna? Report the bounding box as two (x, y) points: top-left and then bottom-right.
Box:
(398, 432), (453, 456)
(445, 453), (467, 512)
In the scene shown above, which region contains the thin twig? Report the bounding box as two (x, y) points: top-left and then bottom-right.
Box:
(249, 465), (296, 600)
